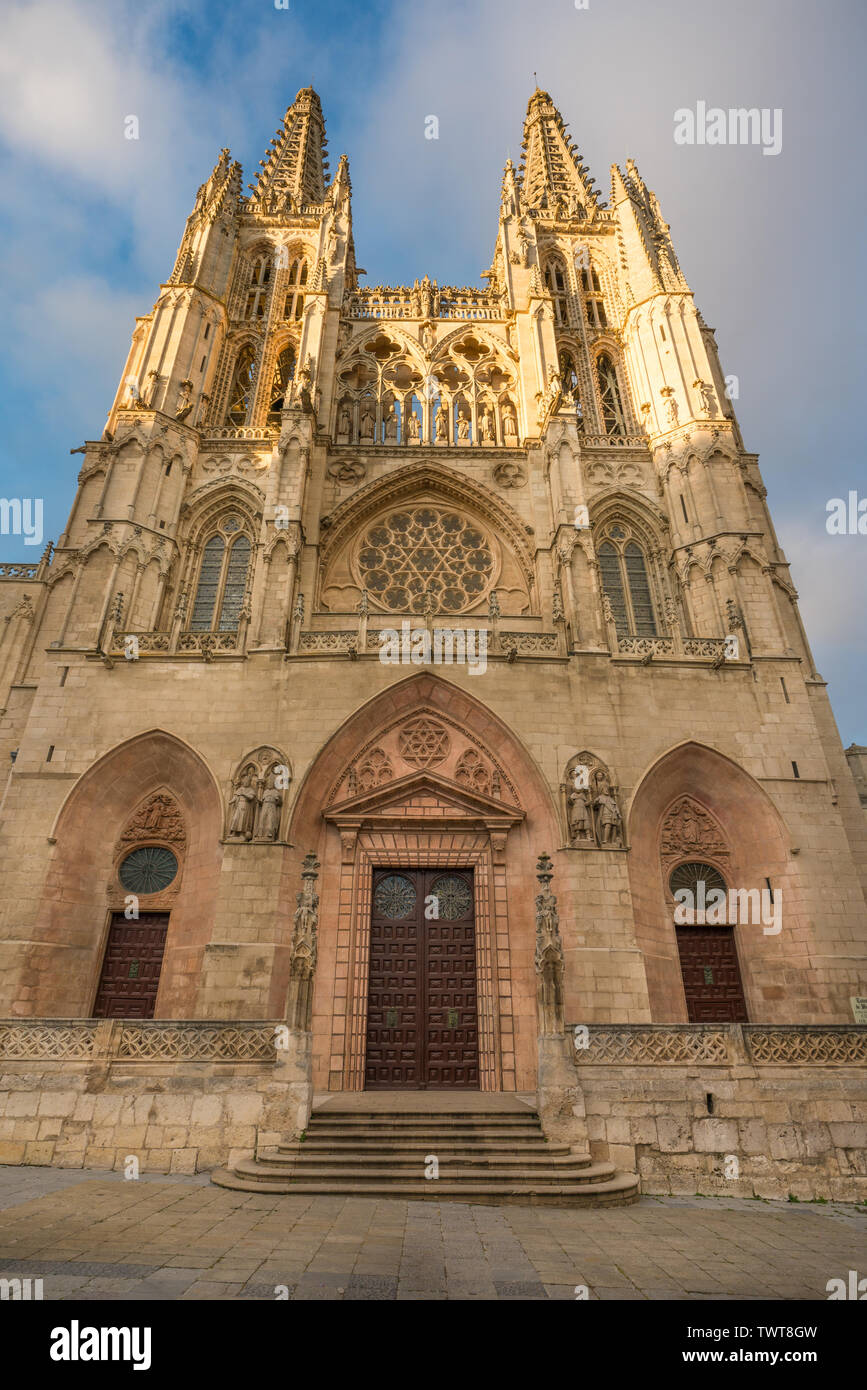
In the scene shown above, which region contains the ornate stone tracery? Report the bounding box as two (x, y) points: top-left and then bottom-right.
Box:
(660, 794), (730, 875)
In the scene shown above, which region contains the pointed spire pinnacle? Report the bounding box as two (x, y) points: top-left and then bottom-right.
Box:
(611, 157), (687, 292)
(250, 86), (329, 211)
(518, 86), (601, 216)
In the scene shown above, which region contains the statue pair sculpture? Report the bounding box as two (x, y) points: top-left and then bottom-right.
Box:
(227, 748), (291, 842)
(564, 757), (623, 848)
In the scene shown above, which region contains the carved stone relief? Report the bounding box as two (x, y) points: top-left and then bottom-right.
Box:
(561, 751), (624, 848)
(226, 746), (291, 842)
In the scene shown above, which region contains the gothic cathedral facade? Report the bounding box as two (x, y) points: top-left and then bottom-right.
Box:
(0, 87), (864, 1101)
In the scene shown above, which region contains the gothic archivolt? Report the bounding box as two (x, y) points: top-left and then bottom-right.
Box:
(318, 469), (533, 617)
(226, 746), (291, 843)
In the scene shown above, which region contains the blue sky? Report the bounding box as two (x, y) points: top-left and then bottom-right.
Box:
(0, 0), (864, 742)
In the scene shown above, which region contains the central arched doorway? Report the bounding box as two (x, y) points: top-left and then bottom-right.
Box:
(669, 860), (748, 1023)
(287, 673), (560, 1092)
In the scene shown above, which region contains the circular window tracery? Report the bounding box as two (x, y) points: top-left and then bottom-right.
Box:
(355, 507), (496, 614)
(373, 874), (417, 919)
(430, 874), (472, 920)
(669, 862), (727, 898)
(119, 846), (178, 894)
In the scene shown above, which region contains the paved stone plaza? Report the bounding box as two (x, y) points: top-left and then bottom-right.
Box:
(0, 1166), (863, 1300)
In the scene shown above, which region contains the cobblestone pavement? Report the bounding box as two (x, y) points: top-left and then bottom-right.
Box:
(0, 1166), (863, 1300)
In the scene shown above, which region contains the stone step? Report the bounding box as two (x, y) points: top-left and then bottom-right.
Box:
(304, 1125), (546, 1142)
(263, 1150), (596, 1171)
(210, 1168), (640, 1206)
(232, 1157), (615, 1184)
(308, 1112), (537, 1126)
(277, 1139), (575, 1162)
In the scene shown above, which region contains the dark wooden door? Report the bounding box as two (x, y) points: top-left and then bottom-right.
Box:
(365, 869), (479, 1089)
(92, 912), (169, 1018)
(675, 925), (748, 1022)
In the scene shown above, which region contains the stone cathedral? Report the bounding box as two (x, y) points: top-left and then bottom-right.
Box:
(0, 88), (864, 1200)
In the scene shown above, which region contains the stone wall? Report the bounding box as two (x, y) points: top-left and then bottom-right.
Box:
(0, 1019), (309, 1173)
(575, 1024), (867, 1202)
(1, 1020), (864, 1201)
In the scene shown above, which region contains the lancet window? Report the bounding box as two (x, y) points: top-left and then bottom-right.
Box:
(190, 517), (252, 631)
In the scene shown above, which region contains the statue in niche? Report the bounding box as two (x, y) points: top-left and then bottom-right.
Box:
(480, 408), (495, 444)
(407, 410), (421, 443)
(593, 773), (622, 846)
(503, 404), (518, 443)
(435, 403), (448, 442)
(384, 403), (399, 442)
(228, 768), (258, 841)
(567, 786), (593, 843)
(256, 775), (283, 842)
(360, 403), (375, 442)
(336, 402), (352, 443)
(457, 411), (470, 441)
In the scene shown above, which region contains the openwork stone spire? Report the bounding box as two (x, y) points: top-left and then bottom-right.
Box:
(249, 86), (329, 209)
(519, 87), (600, 215)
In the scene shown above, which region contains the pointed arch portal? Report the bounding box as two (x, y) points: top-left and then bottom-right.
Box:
(288, 673), (559, 1091)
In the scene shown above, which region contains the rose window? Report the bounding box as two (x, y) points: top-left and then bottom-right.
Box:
(398, 717), (451, 768)
(356, 507), (495, 613)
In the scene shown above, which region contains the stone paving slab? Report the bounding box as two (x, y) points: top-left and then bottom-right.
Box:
(0, 1164), (863, 1301)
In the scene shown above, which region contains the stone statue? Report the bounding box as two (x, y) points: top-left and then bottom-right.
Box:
(503, 405), (518, 442)
(567, 787), (592, 843)
(533, 853), (565, 1036)
(336, 403), (352, 443)
(384, 403), (399, 441)
(457, 411), (470, 440)
(480, 408), (495, 444)
(228, 770), (258, 841)
(593, 783), (622, 846)
(407, 410), (420, 442)
(360, 403), (375, 442)
(257, 777), (283, 841)
(435, 404), (448, 442)
(419, 275), (432, 318)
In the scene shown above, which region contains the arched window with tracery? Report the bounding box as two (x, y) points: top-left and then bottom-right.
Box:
(597, 524), (657, 636)
(190, 517), (252, 631)
(267, 344), (296, 422)
(227, 346), (256, 425)
(245, 256), (271, 320)
(544, 258), (570, 325)
(596, 353), (627, 436)
(284, 258), (308, 321)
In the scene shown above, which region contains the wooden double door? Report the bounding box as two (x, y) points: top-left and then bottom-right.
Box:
(675, 925), (748, 1022)
(92, 912), (169, 1018)
(365, 868), (480, 1089)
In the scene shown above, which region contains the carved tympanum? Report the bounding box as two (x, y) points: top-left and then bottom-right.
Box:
(117, 791), (186, 850)
(660, 795), (728, 864)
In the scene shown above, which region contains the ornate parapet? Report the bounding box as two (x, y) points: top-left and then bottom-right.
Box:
(0, 1018), (279, 1064)
(574, 1024), (867, 1067)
